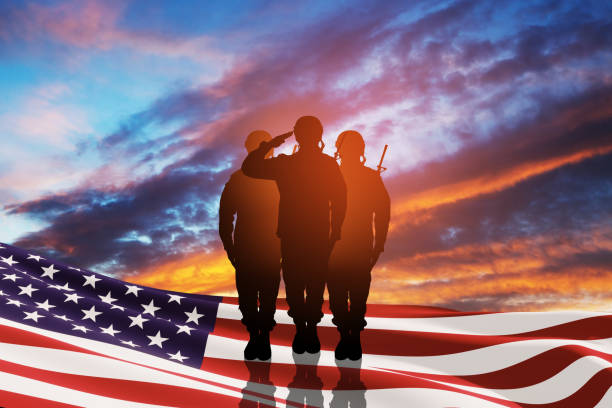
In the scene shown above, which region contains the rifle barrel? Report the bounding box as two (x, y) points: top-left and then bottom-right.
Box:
(377, 144), (388, 173)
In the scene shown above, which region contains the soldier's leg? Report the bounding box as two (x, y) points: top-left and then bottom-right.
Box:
(281, 239), (309, 354)
(235, 263), (260, 360)
(348, 266), (372, 332)
(257, 264), (281, 331)
(235, 265), (259, 332)
(281, 239), (307, 325)
(347, 266), (372, 361)
(256, 263), (281, 360)
(328, 266), (351, 360)
(327, 267), (350, 331)
(302, 242), (328, 354)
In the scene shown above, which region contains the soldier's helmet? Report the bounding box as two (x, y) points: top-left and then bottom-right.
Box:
(245, 130), (272, 156)
(294, 116), (323, 149)
(335, 130), (365, 161)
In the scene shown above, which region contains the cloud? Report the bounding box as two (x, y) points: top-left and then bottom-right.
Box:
(0, 0), (232, 66)
(4, 0), (612, 311)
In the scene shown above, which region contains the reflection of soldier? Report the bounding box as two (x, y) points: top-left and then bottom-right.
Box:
(242, 116), (346, 354)
(329, 131), (390, 361)
(287, 352), (324, 408)
(331, 359), (366, 408)
(239, 360), (276, 407)
(219, 130), (281, 360)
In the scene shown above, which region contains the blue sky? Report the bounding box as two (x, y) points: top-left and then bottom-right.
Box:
(1, 0), (612, 310)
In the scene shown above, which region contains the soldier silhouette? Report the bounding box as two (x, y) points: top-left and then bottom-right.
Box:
(328, 130), (390, 360)
(219, 130), (281, 360)
(242, 116), (346, 354)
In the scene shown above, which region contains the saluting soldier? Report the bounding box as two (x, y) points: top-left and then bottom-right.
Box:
(328, 130), (390, 360)
(242, 116), (346, 354)
(219, 130), (281, 360)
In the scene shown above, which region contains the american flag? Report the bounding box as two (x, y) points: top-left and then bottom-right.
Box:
(1, 242), (612, 407)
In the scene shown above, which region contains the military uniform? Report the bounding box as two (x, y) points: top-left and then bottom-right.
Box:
(328, 164), (390, 332)
(242, 146), (346, 326)
(219, 170), (281, 332)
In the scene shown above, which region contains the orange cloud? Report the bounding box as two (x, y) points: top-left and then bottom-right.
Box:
(391, 144), (612, 224)
(370, 226), (612, 311)
(124, 249), (237, 296)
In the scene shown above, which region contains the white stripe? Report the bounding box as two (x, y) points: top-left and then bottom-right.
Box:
(0, 341), (515, 408)
(0, 342), (269, 405)
(277, 387), (511, 408)
(594, 385), (612, 408)
(205, 334), (612, 376)
(217, 302), (608, 335)
(0, 370), (174, 408)
(0, 317), (268, 395)
(412, 355), (609, 404)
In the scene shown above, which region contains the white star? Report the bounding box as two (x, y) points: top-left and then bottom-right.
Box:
(72, 324), (90, 333)
(82, 274), (101, 288)
(167, 294), (185, 304)
(141, 299), (160, 316)
(120, 340), (140, 348)
(6, 298), (24, 307)
(54, 314), (72, 321)
(128, 314), (149, 329)
(81, 305), (102, 322)
(124, 284), (142, 297)
(18, 284), (38, 297)
(40, 264), (60, 279)
(111, 304), (125, 311)
(184, 306), (204, 325)
(58, 282), (74, 291)
(146, 330), (168, 348)
(0, 255), (18, 266)
(100, 324), (120, 336)
(0, 289), (5, 296)
(64, 292), (83, 304)
(27, 254), (43, 262)
(2, 273), (21, 282)
(167, 350), (189, 363)
(24, 310), (43, 322)
(98, 291), (117, 305)
(35, 299), (56, 312)
(176, 324), (195, 335)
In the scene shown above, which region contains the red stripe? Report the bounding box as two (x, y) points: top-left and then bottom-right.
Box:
(212, 314), (612, 357)
(0, 323), (301, 408)
(1, 324), (609, 406)
(0, 358), (250, 408)
(0, 389), (80, 408)
(382, 344), (612, 389)
(521, 367), (612, 408)
(220, 296), (483, 318)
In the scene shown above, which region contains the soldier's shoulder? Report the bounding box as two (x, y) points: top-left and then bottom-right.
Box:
(226, 169), (245, 183)
(321, 152), (340, 166)
(363, 165), (379, 176)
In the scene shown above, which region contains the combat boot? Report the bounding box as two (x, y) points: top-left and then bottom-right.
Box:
(348, 329), (362, 361)
(258, 330), (272, 360)
(292, 322), (307, 354)
(305, 323), (321, 354)
(244, 328), (259, 360)
(334, 328), (350, 360)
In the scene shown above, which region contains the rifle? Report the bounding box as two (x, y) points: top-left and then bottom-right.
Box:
(377, 144), (388, 174)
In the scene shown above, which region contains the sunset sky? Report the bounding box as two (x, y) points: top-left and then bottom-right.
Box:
(1, 0), (611, 312)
